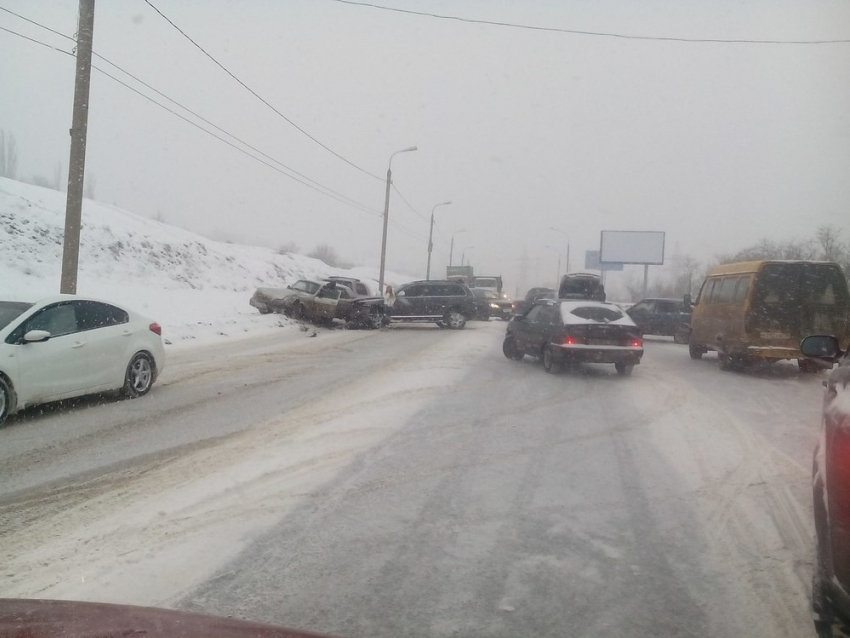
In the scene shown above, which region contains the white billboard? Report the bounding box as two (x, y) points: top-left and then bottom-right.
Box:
(600, 230), (665, 265)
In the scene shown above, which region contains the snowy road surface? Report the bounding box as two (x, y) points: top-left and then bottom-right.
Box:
(0, 321), (824, 637)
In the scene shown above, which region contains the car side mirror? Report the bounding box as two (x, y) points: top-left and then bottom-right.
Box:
(24, 329), (51, 343)
(286, 285), (291, 289)
(397, 290), (406, 297)
(800, 335), (843, 361)
(683, 293), (693, 309)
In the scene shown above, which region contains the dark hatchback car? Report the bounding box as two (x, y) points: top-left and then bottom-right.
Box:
(627, 297), (691, 342)
(471, 288), (513, 320)
(390, 280), (476, 329)
(503, 299), (644, 375)
(801, 335), (850, 637)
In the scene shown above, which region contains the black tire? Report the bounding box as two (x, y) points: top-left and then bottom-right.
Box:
(719, 353), (748, 372)
(799, 359), (820, 374)
(122, 352), (155, 398)
(542, 346), (562, 374)
(436, 321), (448, 329)
(0, 376), (13, 427)
(673, 326), (690, 345)
(503, 337), (524, 361)
(615, 362), (634, 376)
(290, 302), (305, 321)
(688, 342), (703, 360)
(444, 309), (467, 330)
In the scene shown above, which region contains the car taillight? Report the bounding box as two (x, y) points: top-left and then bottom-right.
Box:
(631, 339), (643, 348)
(149, 322), (162, 336)
(562, 336), (576, 346)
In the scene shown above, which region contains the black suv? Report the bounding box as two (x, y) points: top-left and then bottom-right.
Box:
(391, 280), (476, 329)
(626, 298), (691, 342)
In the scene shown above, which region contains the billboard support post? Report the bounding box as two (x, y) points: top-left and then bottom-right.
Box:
(643, 264), (649, 299)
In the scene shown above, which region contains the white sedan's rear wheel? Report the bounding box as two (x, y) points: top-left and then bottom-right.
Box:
(122, 352), (155, 398)
(0, 376), (13, 427)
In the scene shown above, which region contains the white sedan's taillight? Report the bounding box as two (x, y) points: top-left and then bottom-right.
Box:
(149, 322), (162, 336)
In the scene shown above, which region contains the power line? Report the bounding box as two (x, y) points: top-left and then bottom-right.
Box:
(0, 18), (382, 218)
(0, 5), (375, 213)
(327, 0), (850, 45)
(141, 0), (384, 180)
(391, 184), (429, 223)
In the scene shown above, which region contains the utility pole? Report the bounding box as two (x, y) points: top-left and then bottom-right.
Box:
(60, 0), (96, 294)
(378, 146), (417, 294)
(425, 201), (451, 280)
(378, 164), (392, 295)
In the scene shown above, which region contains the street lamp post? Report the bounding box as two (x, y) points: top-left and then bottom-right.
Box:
(425, 201), (452, 280)
(379, 146), (418, 293)
(549, 227), (571, 274)
(545, 245), (561, 288)
(449, 228), (466, 267)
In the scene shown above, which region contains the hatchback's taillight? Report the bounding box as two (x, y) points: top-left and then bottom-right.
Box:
(562, 336), (576, 346)
(149, 322), (162, 336)
(631, 339), (643, 348)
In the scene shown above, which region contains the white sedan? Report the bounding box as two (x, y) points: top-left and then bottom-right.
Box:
(0, 295), (166, 426)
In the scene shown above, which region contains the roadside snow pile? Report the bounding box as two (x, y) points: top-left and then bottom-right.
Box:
(0, 177), (411, 346)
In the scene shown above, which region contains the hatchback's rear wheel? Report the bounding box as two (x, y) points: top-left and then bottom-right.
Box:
(444, 309), (467, 330)
(122, 352), (155, 398)
(290, 302), (304, 321)
(543, 346), (562, 374)
(615, 362), (634, 376)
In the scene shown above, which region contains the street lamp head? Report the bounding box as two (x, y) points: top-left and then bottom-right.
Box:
(401, 145), (418, 153)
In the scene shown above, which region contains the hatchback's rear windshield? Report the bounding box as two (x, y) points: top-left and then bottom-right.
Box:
(566, 305), (624, 323)
(0, 301), (33, 330)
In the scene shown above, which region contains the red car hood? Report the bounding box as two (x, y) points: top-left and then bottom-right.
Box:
(0, 599), (342, 638)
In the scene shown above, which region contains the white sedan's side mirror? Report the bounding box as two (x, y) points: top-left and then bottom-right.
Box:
(23, 329), (51, 343)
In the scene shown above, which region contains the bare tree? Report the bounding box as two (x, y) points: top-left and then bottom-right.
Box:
(0, 130), (18, 179)
(277, 241), (299, 255)
(816, 225), (847, 262)
(308, 244), (340, 267)
(673, 255), (701, 296)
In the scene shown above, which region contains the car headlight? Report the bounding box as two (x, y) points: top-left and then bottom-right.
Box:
(489, 303), (500, 309)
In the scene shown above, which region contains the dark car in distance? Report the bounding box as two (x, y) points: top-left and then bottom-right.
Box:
(471, 288), (513, 320)
(559, 272), (606, 302)
(801, 335), (850, 637)
(390, 280), (476, 329)
(627, 297), (691, 343)
(503, 299), (644, 375)
(511, 287), (556, 317)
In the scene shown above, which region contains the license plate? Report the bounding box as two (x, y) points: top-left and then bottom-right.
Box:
(760, 332), (790, 340)
(588, 339), (619, 346)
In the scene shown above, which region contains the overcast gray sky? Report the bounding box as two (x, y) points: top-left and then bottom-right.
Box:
(2, 0), (849, 294)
